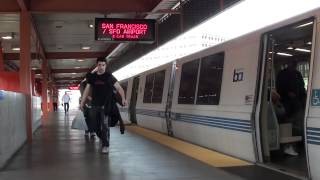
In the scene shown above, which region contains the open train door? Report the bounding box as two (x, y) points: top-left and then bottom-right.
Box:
(254, 18), (315, 178)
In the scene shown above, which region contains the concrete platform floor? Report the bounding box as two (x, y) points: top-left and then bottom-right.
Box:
(0, 110), (300, 180)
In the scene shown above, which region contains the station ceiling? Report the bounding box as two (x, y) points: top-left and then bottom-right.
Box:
(0, 0), (181, 88)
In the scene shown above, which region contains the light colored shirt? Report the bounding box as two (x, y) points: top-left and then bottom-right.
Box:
(62, 94), (70, 103)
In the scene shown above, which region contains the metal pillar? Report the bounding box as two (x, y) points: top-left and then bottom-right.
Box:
(42, 58), (48, 119)
(0, 42), (4, 71)
(20, 11), (32, 143)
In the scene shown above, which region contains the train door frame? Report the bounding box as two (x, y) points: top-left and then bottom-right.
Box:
(129, 76), (140, 124)
(253, 17), (317, 178)
(164, 61), (177, 136)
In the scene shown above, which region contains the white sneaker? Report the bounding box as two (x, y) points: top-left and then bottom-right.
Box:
(101, 146), (109, 154)
(284, 145), (298, 156)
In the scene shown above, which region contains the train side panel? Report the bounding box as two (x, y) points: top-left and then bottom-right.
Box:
(171, 34), (260, 162)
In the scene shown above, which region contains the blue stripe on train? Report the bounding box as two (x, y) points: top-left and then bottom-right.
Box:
(136, 109), (251, 133)
(307, 127), (320, 145)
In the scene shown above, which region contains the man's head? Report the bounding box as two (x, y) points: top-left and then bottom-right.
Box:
(96, 57), (107, 74)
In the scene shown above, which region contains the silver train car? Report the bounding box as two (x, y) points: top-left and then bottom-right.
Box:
(118, 7), (320, 179)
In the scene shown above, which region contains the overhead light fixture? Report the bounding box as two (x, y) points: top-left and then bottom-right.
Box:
(268, 51), (273, 54)
(88, 20), (94, 28)
(77, 59), (84, 62)
(296, 21), (313, 28)
(287, 46), (294, 50)
(276, 52), (293, 56)
(307, 41), (312, 45)
(32, 67), (38, 70)
(11, 47), (20, 51)
(81, 45), (91, 50)
(295, 48), (311, 53)
(71, 73), (77, 75)
(1, 32), (13, 40)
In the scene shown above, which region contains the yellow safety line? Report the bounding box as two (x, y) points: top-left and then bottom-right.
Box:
(127, 126), (252, 168)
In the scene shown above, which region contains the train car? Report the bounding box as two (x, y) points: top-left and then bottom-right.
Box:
(121, 7), (320, 179)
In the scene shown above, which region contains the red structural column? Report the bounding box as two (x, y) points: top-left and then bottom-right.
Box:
(20, 11), (33, 143)
(42, 58), (48, 119)
(0, 42), (4, 71)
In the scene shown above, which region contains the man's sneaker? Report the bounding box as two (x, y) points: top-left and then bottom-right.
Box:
(101, 146), (109, 154)
(284, 145), (298, 156)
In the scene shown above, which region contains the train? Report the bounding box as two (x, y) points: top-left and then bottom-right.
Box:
(117, 7), (320, 179)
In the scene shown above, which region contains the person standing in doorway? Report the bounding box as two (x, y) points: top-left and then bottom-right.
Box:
(80, 57), (127, 154)
(62, 92), (71, 113)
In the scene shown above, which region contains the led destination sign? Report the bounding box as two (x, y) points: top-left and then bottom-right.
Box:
(95, 18), (156, 43)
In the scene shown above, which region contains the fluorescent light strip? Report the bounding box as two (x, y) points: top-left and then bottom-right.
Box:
(296, 21), (314, 28)
(276, 52), (293, 56)
(295, 48), (311, 52)
(1, 36), (12, 40)
(114, 0), (320, 81)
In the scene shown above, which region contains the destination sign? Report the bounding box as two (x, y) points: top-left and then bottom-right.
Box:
(95, 18), (156, 43)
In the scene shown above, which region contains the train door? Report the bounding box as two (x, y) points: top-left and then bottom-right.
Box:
(164, 62), (177, 136)
(256, 18), (315, 178)
(129, 76), (139, 124)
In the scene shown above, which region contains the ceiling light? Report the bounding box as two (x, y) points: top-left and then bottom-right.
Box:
(296, 21), (313, 28)
(74, 67), (81, 69)
(2, 36), (12, 40)
(307, 41), (312, 45)
(268, 51), (273, 54)
(32, 67), (38, 70)
(287, 46), (294, 50)
(12, 47), (20, 51)
(276, 52), (293, 56)
(77, 59), (84, 62)
(71, 73), (77, 75)
(1, 32), (13, 40)
(295, 48), (311, 53)
(89, 24), (94, 28)
(81, 46), (91, 50)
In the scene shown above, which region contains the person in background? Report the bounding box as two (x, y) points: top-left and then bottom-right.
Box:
(52, 95), (58, 112)
(80, 73), (95, 138)
(62, 92), (71, 114)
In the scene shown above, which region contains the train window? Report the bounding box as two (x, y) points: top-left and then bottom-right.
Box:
(143, 73), (154, 103)
(178, 59), (200, 104)
(120, 81), (128, 97)
(196, 52), (224, 105)
(152, 70), (165, 103)
(143, 70), (166, 103)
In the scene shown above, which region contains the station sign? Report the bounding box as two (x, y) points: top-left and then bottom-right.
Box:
(95, 18), (156, 43)
(68, 86), (80, 90)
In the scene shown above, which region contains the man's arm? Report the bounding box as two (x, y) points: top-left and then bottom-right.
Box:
(114, 82), (127, 106)
(80, 84), (91, 110)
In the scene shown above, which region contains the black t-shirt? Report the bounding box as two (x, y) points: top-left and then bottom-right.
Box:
(87, 72), (117, 106)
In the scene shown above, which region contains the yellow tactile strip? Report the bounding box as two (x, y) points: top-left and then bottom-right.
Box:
(127, 126), (252, 168)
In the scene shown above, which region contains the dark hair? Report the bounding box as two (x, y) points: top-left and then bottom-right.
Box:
(96, 57), (107, 64)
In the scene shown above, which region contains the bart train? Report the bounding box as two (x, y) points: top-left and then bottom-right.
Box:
(118, 7), (320, 179)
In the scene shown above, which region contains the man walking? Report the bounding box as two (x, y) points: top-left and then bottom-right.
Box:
(62, 92), (71, 113)
(80, 57), (127, 154)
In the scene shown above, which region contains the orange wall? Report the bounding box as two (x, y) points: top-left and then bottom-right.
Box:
(0, 72), (20, 92)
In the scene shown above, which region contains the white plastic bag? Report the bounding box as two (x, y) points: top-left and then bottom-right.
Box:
(71, 111), (88, 130)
